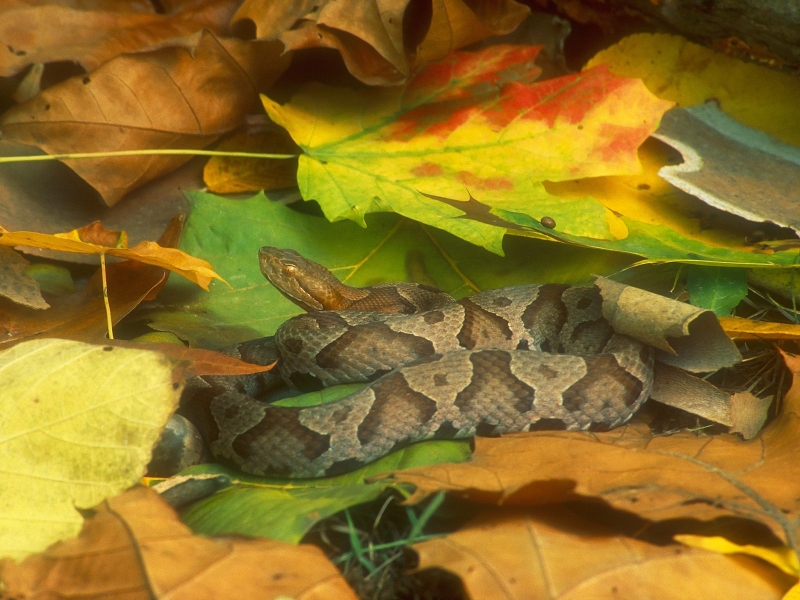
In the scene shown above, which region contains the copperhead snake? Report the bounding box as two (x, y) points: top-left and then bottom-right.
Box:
(193, 248), (655, 478)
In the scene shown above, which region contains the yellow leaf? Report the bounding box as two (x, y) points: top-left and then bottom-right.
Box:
(675, 534), (800, 576)
(0, 339), (182, 560)
(0, 227), (224, 290)
(586, 33), (800, 148)
(719, 317), (800, 341)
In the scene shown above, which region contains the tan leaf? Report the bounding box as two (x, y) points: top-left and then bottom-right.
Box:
(203, 127), (300, 194)
(0, 219), (223, 289)
(0, 487), (357, 600)
(720, 316), (800, 341)
(0, 0), (239, 77)
(393, 348), (800, 546)
(0, 246), (48, 309)
(1, 31), (289, 204)
(414, 506), (793, 599)
(234, 0), (528, 84)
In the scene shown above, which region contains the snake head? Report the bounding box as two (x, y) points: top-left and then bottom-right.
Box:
(259, 247), (343, 311)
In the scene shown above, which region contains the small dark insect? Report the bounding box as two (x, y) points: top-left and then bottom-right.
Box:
(540, 216), (556, 229)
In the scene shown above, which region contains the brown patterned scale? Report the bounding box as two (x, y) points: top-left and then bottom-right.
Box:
(199, 249), (654, 478)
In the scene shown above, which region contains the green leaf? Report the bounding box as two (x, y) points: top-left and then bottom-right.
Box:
(179, 440), (470, 542)
(144, 190), (632, 348)
(0, 339), (181, 560)
(262, 45), (673, 253)
(686, 266), (748, 316)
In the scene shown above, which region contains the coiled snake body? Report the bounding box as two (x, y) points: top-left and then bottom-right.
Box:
(200, 248), (654, 478)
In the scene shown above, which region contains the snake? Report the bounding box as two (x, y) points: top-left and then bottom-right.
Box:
(191, 248), (655, 478)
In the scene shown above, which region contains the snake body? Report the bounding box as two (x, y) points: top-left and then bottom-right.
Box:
(199, 248), (654, 478)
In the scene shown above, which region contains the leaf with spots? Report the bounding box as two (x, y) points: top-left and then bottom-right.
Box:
(263, 44), (674, 254)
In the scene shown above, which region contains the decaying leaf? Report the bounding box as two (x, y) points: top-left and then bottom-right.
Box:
(233, 0), (529, 85)
(0, 340), (182, 560)
(654, 104), (800, 236)
(596, 276), (741, 371)
(0, 246), (48, 309)
(0, 487), (357, 599)
(0, 0), (239, 77)
(263, 44), (673, 253)
(0, 220), (223, 289)
(413, 506), (793, 599)
(1, 31), (289, 204)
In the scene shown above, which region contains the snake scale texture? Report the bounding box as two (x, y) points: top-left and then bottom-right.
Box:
(195, 248), (655, 478)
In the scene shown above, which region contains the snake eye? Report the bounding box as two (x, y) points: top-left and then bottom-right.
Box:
(283, 264), (298, 276)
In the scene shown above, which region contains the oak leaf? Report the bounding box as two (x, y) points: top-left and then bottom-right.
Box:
(0, 487), (357, 599)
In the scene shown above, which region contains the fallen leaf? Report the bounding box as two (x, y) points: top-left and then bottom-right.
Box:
(0, 487), (357, 599)
(0, 340), (181, 560)
(0, 138), (195, 265)
(542, 137), (800, 265)
(179, 441), (469, 542)
(719, 317), (800, 341)
(263, 44), (673, 252)
(413, 506), (793, 599)
(586, 33), (800, 148)
(234, 0), (529, 85)
(0, 0), (239, 77)
(0, 256), (165, 349)
(392, 346), (800, 547)
(0, 217), (183, 349)
(0, 246), (48, 309)
(0, 220), (224, 290)
(203, 126), (301, 194)
(654, 103), (800, 236)
(674, 534), (799, 577)
(1, 31), (289, 204)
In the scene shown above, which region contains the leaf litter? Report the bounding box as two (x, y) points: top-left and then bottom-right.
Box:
(2, 2), (800, 598)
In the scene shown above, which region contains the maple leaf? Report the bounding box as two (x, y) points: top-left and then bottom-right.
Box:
(263, 44), (674, 254)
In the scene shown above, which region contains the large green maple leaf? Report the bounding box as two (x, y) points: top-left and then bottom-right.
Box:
(263, 45), (674, 254)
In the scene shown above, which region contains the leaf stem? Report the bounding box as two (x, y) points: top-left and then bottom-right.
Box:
(0, 149), (299, 164)
(100, 253), (113, 340)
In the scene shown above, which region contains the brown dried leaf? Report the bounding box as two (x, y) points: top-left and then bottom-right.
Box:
(0, 487), (357, 600)
(233, 0), (529, 84)
(0, 0), (239, 77)
(393, 348), (800, 547)
(413, 506), (793, 599)
(0, 246), (48, 309)
(1, 31), (290, 204)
